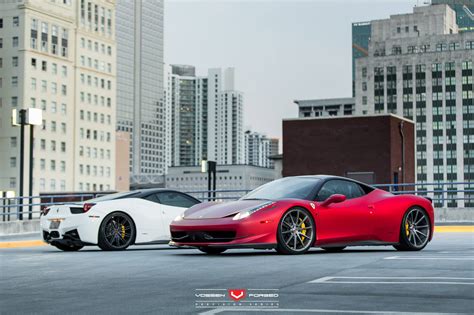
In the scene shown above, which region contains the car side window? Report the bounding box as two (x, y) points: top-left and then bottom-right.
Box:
(156, 192), (199, 208)
(143, 194), (160, 204)
(316, 180), (365, 201)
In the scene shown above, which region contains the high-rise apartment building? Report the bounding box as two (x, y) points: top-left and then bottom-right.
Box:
(354, 4), (474, 207)
(244, 131), (279, 168)
(0, 0), (117, 195)
(351, 1), (474, 96)
(116, 0), (165, 183)
(164, 65), (244, 167)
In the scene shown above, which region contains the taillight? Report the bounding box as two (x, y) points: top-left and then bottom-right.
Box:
(83, 203), (96, 212)
(42, 207), (50, 216)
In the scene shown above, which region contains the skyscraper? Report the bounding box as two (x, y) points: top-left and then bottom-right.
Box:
(164, 65), (244, 167)
(116, 0), (165, 183)
(244, 131), (279, 168)
(354, 4), (474, 207)
(351, 0), (474, 96)
(0, 0), (117, 195)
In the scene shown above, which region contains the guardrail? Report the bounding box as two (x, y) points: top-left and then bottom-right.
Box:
(0, 182), (472, 221)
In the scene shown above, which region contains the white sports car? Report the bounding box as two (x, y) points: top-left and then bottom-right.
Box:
(40, 189), (201, 251)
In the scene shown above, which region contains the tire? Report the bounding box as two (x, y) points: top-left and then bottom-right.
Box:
(394, 207), (431, 251)
(53, 243), (83, 251)
(98, 212), (136, 251)
(321, 246), (346, 252)
(198, 247), (227, 255)
(276, 207), (315, 255)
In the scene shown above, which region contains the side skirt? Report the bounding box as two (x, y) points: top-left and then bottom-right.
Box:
(317, 240), (399, 248)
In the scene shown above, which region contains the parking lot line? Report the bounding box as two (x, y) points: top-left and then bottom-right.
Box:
(385, 256), (474, 261)
(0, 240), (46, 249)
(308, 276), (474, 285)
(199, 308), (458, 315)
(434, 226), (474, 233)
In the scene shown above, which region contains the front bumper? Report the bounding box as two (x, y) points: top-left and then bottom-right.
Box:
(169, 215), (279, 248)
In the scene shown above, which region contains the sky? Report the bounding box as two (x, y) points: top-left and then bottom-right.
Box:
(164, 0), (423, 143)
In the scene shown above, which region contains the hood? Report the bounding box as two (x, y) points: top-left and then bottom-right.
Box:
(184, 199), (271, 219)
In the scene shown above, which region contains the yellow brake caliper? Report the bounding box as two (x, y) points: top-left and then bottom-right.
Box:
(405, 221), (410, 236)
(121, 224), (126, 239)
(300, 219), (307, 241)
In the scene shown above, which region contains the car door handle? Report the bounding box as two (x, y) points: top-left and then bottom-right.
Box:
(368, 205), (375, 209)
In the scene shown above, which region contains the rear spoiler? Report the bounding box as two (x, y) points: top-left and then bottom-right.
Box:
(424, 196), (433, 203)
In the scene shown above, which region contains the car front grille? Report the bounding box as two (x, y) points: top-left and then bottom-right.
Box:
(171, 231), (236, 243)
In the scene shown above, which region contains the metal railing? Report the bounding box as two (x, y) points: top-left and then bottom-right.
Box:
(1, 182), (472, 221)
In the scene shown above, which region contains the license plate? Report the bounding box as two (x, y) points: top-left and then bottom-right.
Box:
(49, 221), (61, 229)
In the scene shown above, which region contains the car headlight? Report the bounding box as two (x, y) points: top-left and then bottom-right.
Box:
(233, 201), (275, 221)
(174, 213), (185, 221)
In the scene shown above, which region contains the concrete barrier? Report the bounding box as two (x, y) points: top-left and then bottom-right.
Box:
(0, 220), (40, 236)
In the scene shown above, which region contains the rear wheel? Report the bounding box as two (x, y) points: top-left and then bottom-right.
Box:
(276, 207), (315, 255)
(394, 207), (430, 251)
(53, 243), (83, 251)
(98, 212), (136, 251)
(321, 246), (346, 252)
(198, 247), (227, 255)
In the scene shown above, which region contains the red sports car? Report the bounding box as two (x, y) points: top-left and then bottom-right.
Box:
(170, 175), (434, 255)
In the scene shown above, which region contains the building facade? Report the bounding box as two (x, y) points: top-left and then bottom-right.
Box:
(165, 164), (277, 199)
(283, 115), (415, 186)
(116, 0), (165, 183)
(0, 0), (117, 196)
(244, 130), (279, 168)
(295, 97), (355, 118)
(164, 65), (244, 168)
(354, 4), (474, 207)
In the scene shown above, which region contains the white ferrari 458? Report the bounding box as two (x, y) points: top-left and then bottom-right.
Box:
(40, 189), (201, 251)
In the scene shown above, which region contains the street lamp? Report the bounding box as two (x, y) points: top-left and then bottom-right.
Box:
(12, 108), (43, 220)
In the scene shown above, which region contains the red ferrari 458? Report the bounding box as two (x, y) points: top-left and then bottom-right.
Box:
(170, 175), (434, 255)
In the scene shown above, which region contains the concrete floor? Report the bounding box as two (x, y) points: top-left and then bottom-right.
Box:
(1, 233), (473, 314)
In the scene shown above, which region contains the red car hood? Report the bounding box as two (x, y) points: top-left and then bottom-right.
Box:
(184, 199), (271, 219)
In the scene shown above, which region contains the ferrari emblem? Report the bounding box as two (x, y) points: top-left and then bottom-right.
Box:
(228, 289), (246, 301)
(310, 203), (315, 209)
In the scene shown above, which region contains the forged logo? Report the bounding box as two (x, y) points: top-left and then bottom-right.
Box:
(228, 289), (246, 301)
(195, 288), (279, 309)
(310, 203), (316, 209)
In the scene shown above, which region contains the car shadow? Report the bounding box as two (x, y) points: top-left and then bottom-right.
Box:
(172, 248), (400, 257)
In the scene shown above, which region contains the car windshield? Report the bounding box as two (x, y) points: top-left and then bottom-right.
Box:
(87, 191), (140, 203)
(241, 177), (321, 201)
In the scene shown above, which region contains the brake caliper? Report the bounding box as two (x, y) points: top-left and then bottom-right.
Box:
(121, 224), (126, 239)
(405, 221), (410, 236)
(300, 220), (307, 241)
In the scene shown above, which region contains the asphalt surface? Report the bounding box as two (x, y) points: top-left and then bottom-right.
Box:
(1, 233), (473, 315)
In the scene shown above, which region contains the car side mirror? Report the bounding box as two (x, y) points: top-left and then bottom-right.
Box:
(320, 194), (346, 207)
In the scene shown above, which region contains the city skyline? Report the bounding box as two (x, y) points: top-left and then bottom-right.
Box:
(164, 0), (421, 140)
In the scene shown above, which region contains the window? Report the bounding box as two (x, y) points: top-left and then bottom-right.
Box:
(62, 65), (67, 77)
(10, 137), (17, 147)
(31, 78), (36, 90)
(397, 27), (401, 33)
(41, 80), (47, 92)
(61, 84), (67, 96)
(0, 18), (3, 28)
(11, 77), (18, 87)
(10, 157), (16, 167)
(42, 60), (47, 71)
(12, 56), (18, 67)
(316, 180), (366, 201)
(31, 58), (36, 68)
(13, 16), (19, 27)
(52, 63), (57, 74)
(0, 38), (3, 48)
(11, 96), (18, 107)
(150, 192), (200, 208)
(12, 36), (19, 47)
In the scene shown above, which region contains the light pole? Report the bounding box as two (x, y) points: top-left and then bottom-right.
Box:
(12, 108), (43, 220)
(201, 160), (217, 201)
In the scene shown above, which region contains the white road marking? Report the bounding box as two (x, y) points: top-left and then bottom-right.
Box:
(385, 256), (474, 260)
(308, 276), (474, 285)
(199, 308), (458, 315)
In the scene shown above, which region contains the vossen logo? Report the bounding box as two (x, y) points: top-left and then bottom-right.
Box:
(195, 288), (279, 309)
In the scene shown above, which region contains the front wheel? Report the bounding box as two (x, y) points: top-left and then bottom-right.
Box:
(98, 212), (136, 251)
(198, 247), (227, 255)
(394, 207), (430, 251)
(276, 207), (315, 255)
(53, 243), (83, 251)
